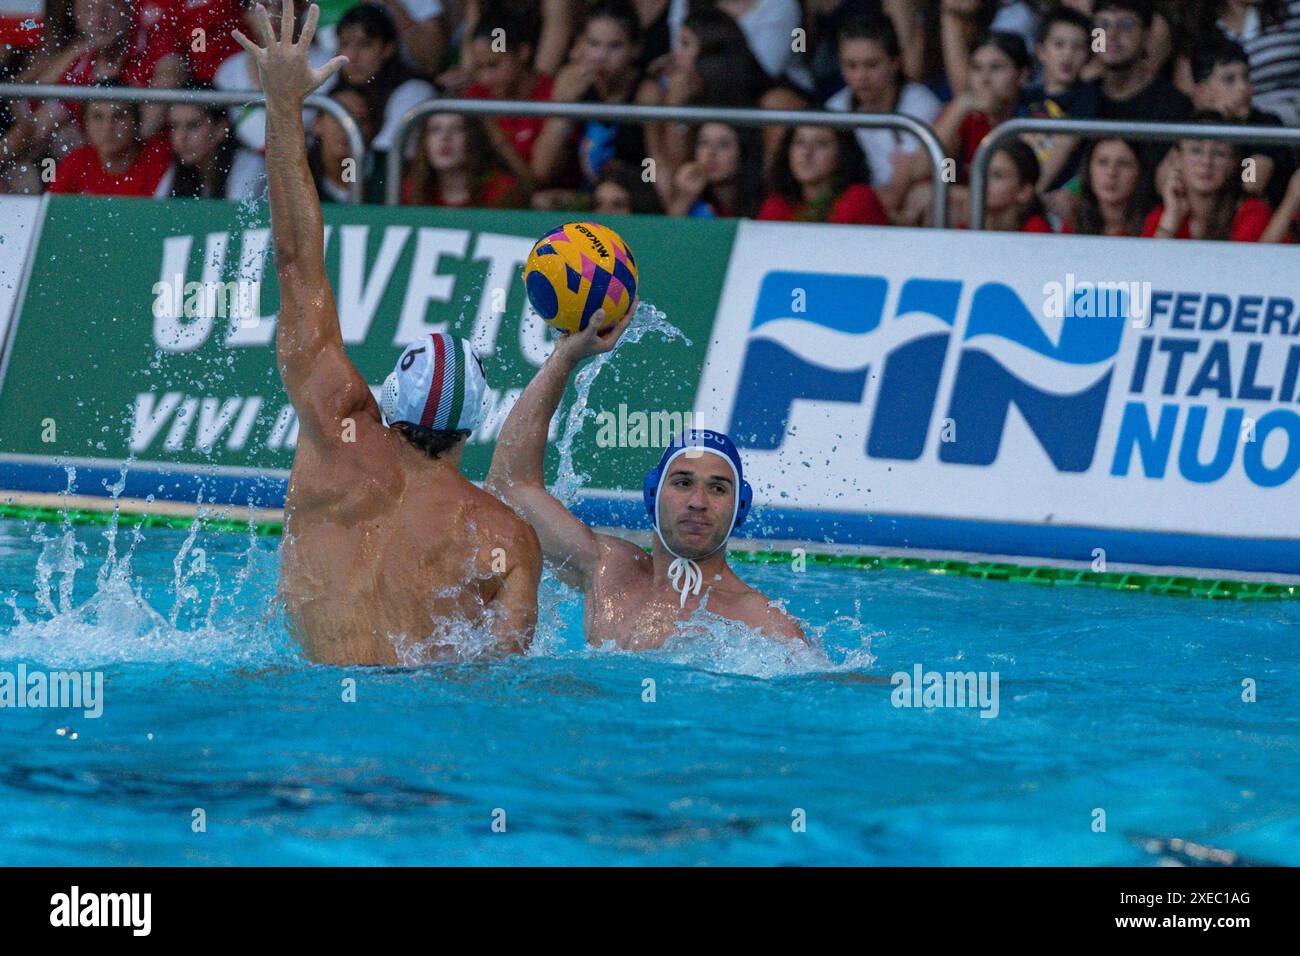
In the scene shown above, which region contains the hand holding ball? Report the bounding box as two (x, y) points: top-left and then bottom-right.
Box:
(522, 222), (638, 334)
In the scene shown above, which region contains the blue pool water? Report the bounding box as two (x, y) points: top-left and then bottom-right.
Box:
(1, 510), (1297, 866)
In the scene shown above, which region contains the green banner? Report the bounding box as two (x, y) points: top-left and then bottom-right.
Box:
(0, 196), (735, 490)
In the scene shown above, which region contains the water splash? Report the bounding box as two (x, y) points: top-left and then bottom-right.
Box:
(552, 300), (691, 507)
(2, 469), (289, 670)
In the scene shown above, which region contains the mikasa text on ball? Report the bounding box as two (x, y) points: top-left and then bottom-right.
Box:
(523, 222), (638, 333)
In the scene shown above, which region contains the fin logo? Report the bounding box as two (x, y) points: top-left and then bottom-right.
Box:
(726, 272), (1124, 472)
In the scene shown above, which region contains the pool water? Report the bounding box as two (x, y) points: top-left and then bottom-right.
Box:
(1, 509), (1296, 866)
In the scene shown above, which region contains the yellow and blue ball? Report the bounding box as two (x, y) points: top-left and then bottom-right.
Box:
(522, 221), (638, 333)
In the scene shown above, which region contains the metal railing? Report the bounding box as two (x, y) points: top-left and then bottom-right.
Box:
(970, 117), (1300, 230)
(0, 82), (368, 203)
(385, 98), (950, 225)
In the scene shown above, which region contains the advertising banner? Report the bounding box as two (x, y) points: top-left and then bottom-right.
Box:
(0, 196), (732, 506)
(697, 221), (1300, 575)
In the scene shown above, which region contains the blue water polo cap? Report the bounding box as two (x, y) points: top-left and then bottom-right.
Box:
(642, 429), (753, 535)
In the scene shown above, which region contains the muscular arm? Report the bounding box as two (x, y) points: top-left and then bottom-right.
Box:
(237, 5), (370, 447)
(484, 343), (603, 588)
(485, 308), (633, 588)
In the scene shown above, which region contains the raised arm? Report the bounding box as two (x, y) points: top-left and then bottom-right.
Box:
(234, 4), (371, 446)
(485, 306), (633, 588)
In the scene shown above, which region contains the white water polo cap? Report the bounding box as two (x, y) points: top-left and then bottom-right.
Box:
(381, 332), (487, 434)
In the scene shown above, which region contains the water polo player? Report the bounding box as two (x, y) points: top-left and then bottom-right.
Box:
(235, 4), (540, 665)
(486, 308), (805, 649)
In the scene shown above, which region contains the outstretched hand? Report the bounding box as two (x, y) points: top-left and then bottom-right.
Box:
(232, 3), (346, 108)
(554, 295), (638, 362)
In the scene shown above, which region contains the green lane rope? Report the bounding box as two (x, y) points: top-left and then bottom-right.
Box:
(1, 502), (1293, 602)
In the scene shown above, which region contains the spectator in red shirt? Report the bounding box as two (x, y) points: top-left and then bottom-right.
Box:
(1065, 136), (1154, 236)
(402, 112), (530, 208)
(757, 123), (889, 225)
(933, 31), (1031, 180)
(178, 0), (245, 84)
(1143, 111), (1275, 241)
(461, 3), (553, 179)
(61, 0), (184, 138)
(48, 89), (171, 196)
(897, 30), (1030, 226)
(666, 121), (764, 218)
(975, 139), (1053, 232)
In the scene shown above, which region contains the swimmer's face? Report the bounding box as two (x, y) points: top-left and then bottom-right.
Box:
(657, 453), (735, 560)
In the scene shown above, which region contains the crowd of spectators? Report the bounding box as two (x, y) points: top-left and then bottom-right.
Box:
(1, 0), (1297, 240)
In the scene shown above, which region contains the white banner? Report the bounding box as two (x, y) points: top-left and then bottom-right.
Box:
(697, 222), (1300, 575)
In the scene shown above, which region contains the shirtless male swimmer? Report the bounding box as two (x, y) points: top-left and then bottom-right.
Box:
(235, 3), (541, 665)
(486, 307), (807, 649)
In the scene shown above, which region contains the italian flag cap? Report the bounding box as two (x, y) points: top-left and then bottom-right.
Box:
(381, 332), (487, 434)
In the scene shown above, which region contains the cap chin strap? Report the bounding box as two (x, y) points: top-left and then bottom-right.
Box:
(652, 449), (739, 609)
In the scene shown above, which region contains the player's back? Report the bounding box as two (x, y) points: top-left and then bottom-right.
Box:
(280, 421), (536, 665)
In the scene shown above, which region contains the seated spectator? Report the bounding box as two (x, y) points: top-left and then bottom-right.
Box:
(808, 0), (928, 102)
(310, 89), (378, 203)
(402, 111), (530, 207)
(1144, 111), (1274, 240)
(1091, 0), (1193, 168)
(1191, 31), (1296, 208)
(644, 6), (806, 183)
(332, 3), (436, 161)
(826, 12), (943, 214)
(593, 156), (666, 214)
(1261, 165), (1300, 241)
(156, 94), (266, 199)
(215, 0), (341, 152)
(461, 2), (553, 180)
(1064, 136), (1154, 235)
(57, 0), (185, 140)
(48, 87), (172, 195)
(757, 122), (889, 224)
(666, 121), (764, 217)
(317, 0), (448, 78)
(940, 0), (1041, 95)
(439, 0), (578, 91)
(532, 1), (655, 190)
(1023, 5), (1101, 200)
(1194, 0), (1300, 126)
(933, 31), (1031, 180)
(973, 138), (1053, 231)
